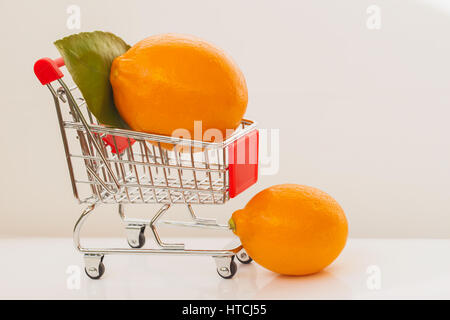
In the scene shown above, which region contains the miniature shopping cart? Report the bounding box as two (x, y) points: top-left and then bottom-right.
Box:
(34, 57), (258, 279)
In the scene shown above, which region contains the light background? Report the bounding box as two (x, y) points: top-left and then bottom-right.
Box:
(0, 0), (449, 238)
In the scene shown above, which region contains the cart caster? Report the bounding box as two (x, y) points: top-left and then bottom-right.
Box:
(84, 254), (105, 280)
(236, 248), (253, 264)
(126, 225), (146, 248)
(214, 256), (238, 279)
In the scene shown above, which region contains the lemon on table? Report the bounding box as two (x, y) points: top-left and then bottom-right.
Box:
(230, 184), (348, 276)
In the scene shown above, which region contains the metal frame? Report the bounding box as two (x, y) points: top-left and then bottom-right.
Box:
(44, 77), (255, 279)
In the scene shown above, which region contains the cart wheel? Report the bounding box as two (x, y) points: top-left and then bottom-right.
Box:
(85, 261), (105, 280)
(236, 249), (253, 264)
(217, 260), (237, 279)
(127, 226), (146, 248)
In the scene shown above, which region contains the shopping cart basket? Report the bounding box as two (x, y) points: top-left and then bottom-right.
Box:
(34, 57), (259, 279)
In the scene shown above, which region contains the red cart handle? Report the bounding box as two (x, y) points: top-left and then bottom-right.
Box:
(34, 57), (65, 85)
(34, 56), (133, 154)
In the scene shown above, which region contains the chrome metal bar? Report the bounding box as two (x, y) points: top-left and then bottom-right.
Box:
(58, 79), (120, 194)
(69, 154), (226, 173)
(85, 166), (116, 195)
(63, 119), (257, 149)
(75, 180), (226, 193)
(174, 148), (188, 204)
(47, 84), (80, 202)
(162, 220), (229, 230)
(79, 248), (237, 256)
(157, 143), (173, 203)
(127, 138), (144, 201)
(118, 203), (148, 224)
(187, 204), (217, 225)
(73, 203), (97, 251)
(204, 149), (216, 203)
(142, 142), (158, 202)
(113, 135), (132, 202)
(149, 204), (184, 249)
(74, 203), (239, 256)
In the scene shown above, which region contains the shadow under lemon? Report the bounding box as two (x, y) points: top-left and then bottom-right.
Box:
(254, 269), (352, 299)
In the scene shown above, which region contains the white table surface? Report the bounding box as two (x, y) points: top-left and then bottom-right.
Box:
(0, 237), (449, 299)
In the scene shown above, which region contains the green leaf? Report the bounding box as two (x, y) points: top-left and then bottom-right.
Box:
(54, 31), (130, 128)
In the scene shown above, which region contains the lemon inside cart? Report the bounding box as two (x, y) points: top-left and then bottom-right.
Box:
(34, 57), (259, 279)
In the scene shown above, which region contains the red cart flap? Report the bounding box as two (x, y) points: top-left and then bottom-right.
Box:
(228, 130), (259, 198)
